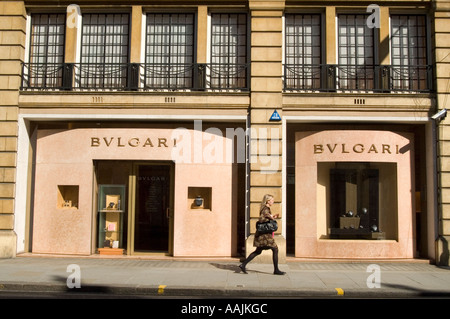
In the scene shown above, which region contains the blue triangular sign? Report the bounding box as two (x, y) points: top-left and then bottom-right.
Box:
(270, 110), (281, 121)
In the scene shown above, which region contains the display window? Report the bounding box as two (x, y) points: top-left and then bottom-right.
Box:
(318, 162), (398, 240)
(293, 128), (416, 258)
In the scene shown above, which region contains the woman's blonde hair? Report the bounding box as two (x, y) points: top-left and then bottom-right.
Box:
(260, 194), (274, 211)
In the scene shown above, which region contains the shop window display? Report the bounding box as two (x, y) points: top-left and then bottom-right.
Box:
(318, 162), (398, 240)
(98, 184), (126, 254)
(188, 187), (212, 210)
(57, 185), (79, 209)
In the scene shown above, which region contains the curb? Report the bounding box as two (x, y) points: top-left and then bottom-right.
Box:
(2, 281), (450, 298)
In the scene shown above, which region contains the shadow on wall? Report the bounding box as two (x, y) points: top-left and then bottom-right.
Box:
(437, 236), (449, 267)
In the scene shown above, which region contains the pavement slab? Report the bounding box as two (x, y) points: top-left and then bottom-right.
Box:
(0, 255), (449, 300)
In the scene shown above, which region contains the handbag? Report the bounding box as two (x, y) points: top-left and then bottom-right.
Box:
(256, 219), (278, 234)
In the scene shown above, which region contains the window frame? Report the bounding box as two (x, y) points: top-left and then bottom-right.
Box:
(284, 13), (323, 91)
(336, 13), (378, 91)
(389, 13), (430, 92)
(209, 12), (249, 90)
(143, 12), (196, 90)
(78, 12), (131, 89)
(25, 13), (66, 89)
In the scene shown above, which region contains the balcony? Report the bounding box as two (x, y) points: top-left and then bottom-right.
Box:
(21, 62), (432, 94)
(283, 64), (433, 93)
(20, 62), (250, 92)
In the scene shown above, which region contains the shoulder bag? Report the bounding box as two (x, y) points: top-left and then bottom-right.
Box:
(256, 219), (278, 234)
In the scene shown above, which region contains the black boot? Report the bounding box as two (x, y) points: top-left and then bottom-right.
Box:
(274, 269), (286, 275)
(239, 248), (262, 274)
(272, 247), (286, 275)
(239, 263), (247, 274)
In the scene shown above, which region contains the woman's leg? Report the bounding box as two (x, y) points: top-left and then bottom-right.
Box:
(239, 247), (263, 273)
(271, 247), (285, 275)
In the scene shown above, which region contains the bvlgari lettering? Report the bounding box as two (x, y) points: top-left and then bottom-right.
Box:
(314, 143), (400, 154)
(90, 137), (175, 148)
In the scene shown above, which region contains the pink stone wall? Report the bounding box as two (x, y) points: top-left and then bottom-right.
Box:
(32, 128), (237, 256)
(295, 130), (415, 259)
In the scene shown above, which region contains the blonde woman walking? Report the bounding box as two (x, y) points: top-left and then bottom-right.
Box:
(239, 194), (285, 275)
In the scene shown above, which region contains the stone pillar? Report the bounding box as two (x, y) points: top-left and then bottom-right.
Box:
(197, 6), (208, 64)
(130, 6), (143, 64)
(434, 0), (450, 266)
(0, 1), (26, 258)
(378, 6), (390, 66)
(247, 0), (285, 263)
(65, 4), (79, 64)
(325, 7), (336, 65)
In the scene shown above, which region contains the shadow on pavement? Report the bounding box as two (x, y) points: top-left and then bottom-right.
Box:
(209, 263), (242, 273)
(382, 282), (450, 298)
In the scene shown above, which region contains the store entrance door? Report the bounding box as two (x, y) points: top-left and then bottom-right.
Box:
(130, 163), (174, 255)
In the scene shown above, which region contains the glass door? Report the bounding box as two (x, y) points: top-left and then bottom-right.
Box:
(129, 162), (174, 255)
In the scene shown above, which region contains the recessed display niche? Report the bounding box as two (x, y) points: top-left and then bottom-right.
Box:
(57, 185), (79, 209)
(188, 187), (212, 210)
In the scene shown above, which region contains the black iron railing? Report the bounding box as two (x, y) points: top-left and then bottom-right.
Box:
(21, 62), (250, 91)
(21, 62), (432, 93)
(20, 63), (68, 90)
(283, 64), (433, 93)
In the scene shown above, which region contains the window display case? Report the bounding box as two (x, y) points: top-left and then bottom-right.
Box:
(326, 164), (390, 240)
(98, 184), (126, 255)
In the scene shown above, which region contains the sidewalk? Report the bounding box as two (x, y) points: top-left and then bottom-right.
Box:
(0, 254), (449, 298)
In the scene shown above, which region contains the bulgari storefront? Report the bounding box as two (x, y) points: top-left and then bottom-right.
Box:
(285, 123), (436, 260)
(17, 119), (436, 260)
(25, 122), (246, 257)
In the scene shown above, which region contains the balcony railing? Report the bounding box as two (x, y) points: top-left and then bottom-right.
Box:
(21, 62), (250, 91)
(21, 62), (432, 93)
(284, 64), (433, 93)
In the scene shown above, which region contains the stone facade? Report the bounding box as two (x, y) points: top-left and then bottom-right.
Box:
(0, 0), (448, 265)
(0, 1), (26, 258)
(435, 0), (450, 266)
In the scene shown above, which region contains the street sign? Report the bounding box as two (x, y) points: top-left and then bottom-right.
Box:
(270, 110), (281, 121)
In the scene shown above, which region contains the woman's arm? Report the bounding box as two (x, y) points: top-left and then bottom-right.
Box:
(260, 207), (278, 221)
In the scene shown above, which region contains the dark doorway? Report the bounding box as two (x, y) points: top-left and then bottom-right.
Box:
(134, 164), (172, 252)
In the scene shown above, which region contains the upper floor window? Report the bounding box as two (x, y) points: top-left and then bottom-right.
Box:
(390, 14), (429, 92)
(337, 14), (375, 91)
(284, 13), (322, 90)
(144, 13), (195, 90)
(282, 12), (431, 93)
(22, 10), (429, 94)
(79, 13), (130, 89)
(210, 13), (248, 90)
(25, 13), (66, 89)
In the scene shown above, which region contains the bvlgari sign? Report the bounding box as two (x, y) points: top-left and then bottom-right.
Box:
(90, 136), (176, 148)
(313, 143), (401, 154)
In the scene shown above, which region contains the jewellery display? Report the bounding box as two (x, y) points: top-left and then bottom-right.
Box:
(195, 195), (203, 207)
(98, 184), (126, 255)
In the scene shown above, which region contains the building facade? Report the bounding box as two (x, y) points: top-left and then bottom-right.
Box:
(0, 0), (449, 264)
